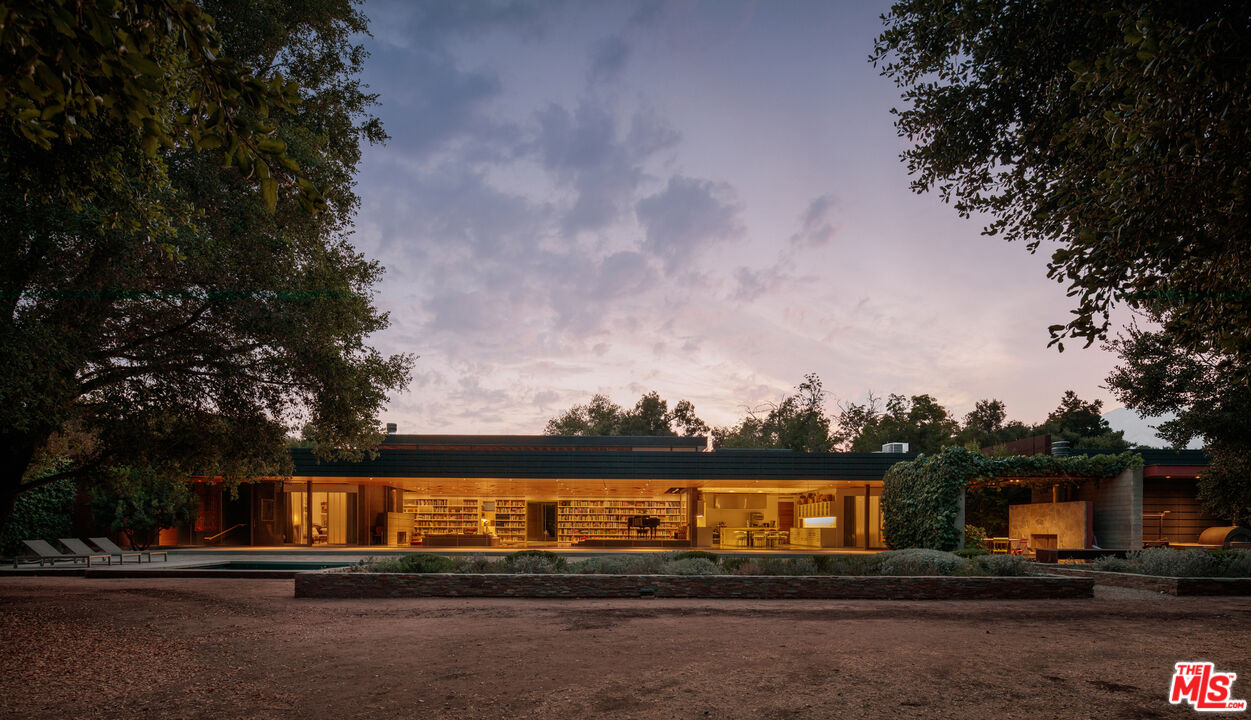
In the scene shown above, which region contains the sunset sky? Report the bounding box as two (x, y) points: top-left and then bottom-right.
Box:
(349, 0), (1137, 436)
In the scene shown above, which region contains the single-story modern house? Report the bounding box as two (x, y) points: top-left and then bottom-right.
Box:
(168, 433), (1221, 552)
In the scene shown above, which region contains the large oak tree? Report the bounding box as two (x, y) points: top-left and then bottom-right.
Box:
(873, 2), (1251, 361)
(0, 1), (412, 530)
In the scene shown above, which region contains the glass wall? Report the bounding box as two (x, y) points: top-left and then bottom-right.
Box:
(286, 488), (357, 545)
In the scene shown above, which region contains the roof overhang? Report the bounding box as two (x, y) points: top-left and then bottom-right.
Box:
(281, 475), (880, 498)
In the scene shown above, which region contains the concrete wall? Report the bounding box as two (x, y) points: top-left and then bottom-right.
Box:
(1074, 468), (1142, 549)
(1008, 501), (1092, 549)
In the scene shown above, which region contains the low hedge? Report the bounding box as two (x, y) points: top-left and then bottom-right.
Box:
(349, 549), (1037, 577)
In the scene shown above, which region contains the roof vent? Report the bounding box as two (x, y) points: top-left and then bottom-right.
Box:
(881, 442), (909, 453)
(385, 423), (397, 435)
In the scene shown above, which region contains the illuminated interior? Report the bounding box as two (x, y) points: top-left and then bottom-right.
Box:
(274, 476), (885, 550)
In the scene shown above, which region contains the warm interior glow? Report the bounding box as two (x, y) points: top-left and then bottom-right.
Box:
(802, 516), (836, 528)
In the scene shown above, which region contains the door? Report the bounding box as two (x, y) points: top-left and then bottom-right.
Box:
(778, 501), (795, 530)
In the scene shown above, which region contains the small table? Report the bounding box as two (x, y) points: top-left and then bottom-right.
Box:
(989, 537), (1012, 554)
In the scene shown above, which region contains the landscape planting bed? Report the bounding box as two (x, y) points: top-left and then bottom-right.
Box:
(295, 571), (1094, 599)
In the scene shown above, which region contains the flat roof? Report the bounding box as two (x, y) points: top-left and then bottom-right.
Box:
(291, 447), (913, 481)
(378, 434), (708, 450)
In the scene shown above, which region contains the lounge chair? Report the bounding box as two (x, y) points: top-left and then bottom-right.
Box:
(15, 539), (107, 568)
(62, 537), (131, 565)
(90, 537), (167, 562)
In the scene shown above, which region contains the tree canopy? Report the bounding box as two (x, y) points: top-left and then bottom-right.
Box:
(713, 374), (834, 452)
(544, 391), (709, 438)
(0, 1), (411, 530)
(1037, 390), (1128, 450)
(873, 2), (1251, 363)
(1107, 323), (1251, 525)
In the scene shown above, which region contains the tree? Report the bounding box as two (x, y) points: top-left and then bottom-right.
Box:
(956, 399), (1034, 450)
(544, 391), (708, 437)
(1039, 391), (1129, 450)
(89, 466), (200, 550)
(0, 1), (412, 532)
(873, 3), (1251, 363)
(2, 0), (323, 212)
(1107, 324), (1251, 525)
(714, 374), (833, 452)
(838, 393), (958, 453)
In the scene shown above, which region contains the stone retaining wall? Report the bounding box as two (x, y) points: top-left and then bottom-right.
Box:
(294, 572), (1093, 600)
(1045, 567), (1251, 596)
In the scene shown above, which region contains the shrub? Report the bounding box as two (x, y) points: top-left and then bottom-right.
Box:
(719, 556), (752, 573)
(668, 550), (720, 563)
(507, 554), (565, 574)
(573, 555), (664, 575)
(731, 557), (818, 576)
(1131, 548), (1217, 577)
(1090, 555), (1132, 573)
(964, 525), (988, 551)
(975, 554), (1032, 576)
(659, 558), (723, 575)
(393, 553), (456, 574)
(451, 555), (502, 574)
(1211, 550), (1251, 578)
(876, 549), (969, 576)
(89, 467), (199, 550)
(955, 548), (989, 559)
(811, 554), (881, 576)
(503, 550), (567, 572)
(0, 479), (76, 556)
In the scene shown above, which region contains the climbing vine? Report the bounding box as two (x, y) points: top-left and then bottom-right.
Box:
(881, 447), (1142, 550)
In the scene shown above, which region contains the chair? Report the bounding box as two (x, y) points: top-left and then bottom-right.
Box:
(58, 538), (116, 566)
(14, 539), (104, 568)
(1009, 537), (1029, 556)
(90, 537), (167, 563)
(73, 537), (142, 563)
(732, 530), (749, 548)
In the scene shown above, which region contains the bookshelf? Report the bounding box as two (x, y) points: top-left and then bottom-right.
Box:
(401, 495), (528, 543)
(491, 498), (527, 544)
(402, 496), (481, 539)
(556, 498), (686, 542)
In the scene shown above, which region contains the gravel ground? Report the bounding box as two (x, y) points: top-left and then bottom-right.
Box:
(0, 578), (1247, 719)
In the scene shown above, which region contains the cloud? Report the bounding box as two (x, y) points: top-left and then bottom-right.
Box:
(589, 35), (631, 83)
(629, 0), (668, 28)
(368, 0), (557, 48)
(733, 265), (793, 303)
(635, 175), (743, 271)
(534, 99), (680, 236)
(789, 193), (839, 247)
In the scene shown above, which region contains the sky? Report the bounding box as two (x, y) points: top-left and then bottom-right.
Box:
(348, 0), (1141, 437)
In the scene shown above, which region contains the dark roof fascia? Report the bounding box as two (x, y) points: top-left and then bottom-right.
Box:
(1073, 448), (1210, 466)
(290, 448), (916, 481)
(380, 434), (708, 449)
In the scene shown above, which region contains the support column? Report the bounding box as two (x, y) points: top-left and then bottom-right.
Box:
(306, 480), (313, 547)
(863, 484), (871, 550)
(686, 487), (698, 547)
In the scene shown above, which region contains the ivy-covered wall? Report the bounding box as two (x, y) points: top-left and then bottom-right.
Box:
(0, 479), (77, 556)
(881, 447), (1142, 550)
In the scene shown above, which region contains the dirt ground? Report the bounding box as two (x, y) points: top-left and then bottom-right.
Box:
(0, 578), (1247, 719)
